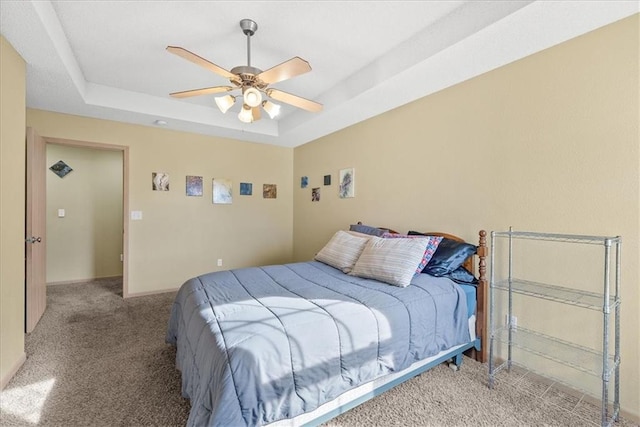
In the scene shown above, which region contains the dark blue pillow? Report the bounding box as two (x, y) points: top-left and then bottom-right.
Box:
(407, 232), (477, 276)
(349, 224), (388, 237)
(445, 266), (478, 284)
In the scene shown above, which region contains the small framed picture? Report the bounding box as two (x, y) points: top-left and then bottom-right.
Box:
(240, 182), (253, 196)
(339, 168), (355, 198)
(213, 178), (232, 204)
(50, 160), (73, 178)
(263, 184), (277, 199)
(186, 175), (203, 196)
(152, 172), (170, 191)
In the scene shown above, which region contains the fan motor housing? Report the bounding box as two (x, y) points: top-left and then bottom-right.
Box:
(230, 65), (267, 89)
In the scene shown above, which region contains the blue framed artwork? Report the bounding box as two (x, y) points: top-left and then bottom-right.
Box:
(301, 176), (309, 188)
(240, 182), (253, 196)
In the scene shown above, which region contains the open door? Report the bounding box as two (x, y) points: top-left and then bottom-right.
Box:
(25, 127), (46, 332)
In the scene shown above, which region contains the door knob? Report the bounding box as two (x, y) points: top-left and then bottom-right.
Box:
(25, 236), (42, 243)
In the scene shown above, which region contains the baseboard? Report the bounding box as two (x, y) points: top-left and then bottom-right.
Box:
(1, 352), (26, 390)
(123, 287), (179, 299)
(47, 275), (123, 286)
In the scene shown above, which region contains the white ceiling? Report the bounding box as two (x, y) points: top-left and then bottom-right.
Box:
(1, 1), (637, 148)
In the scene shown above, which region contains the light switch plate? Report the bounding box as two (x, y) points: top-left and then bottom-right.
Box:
(57, 209), (65, 218)
(131, 211), (143, 220)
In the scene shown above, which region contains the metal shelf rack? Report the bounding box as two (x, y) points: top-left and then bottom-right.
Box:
(488, 228), (621, 427)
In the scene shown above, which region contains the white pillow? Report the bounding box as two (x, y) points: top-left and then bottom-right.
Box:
(314, 230), (370, 273)
(349, 235), (432, 287)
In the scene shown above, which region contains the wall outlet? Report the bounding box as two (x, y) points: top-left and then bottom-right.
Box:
(217, 259), (223, 267)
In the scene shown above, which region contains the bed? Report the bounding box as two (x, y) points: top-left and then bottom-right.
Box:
(166, 227), (487, 426)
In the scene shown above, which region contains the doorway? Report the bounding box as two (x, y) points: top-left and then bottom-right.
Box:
(26, 132), (130, 331)
(46, 144), (123, 285)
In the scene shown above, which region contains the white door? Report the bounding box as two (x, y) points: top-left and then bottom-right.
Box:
(25, 127), (46, 332)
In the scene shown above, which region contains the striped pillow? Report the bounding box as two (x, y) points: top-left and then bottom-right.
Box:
(381, 233), (443, 274)
(314, 230), (370, 273)
(349, 236), (433, 287)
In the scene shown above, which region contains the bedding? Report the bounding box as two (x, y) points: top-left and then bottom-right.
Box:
(313, 230), (369, 273)
(459, 284), (477, 319)
(408, 231), (478, 277)
(446, 265), (478, 284)
(348, 223), (389, 236)
(379, 233), (443, 274)
(166, 261), (471, 426)
(348, 235), (435, 287)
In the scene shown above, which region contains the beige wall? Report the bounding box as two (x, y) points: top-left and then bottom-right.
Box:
(28, 110), (294, 295)
(294, 15), (639, 418)
(0, 37), (27, 388)
(46, 144), (123, 283)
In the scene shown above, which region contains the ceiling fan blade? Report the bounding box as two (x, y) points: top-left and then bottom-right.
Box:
(266, 88), (323, 113)
(169, 86), (234, 98)
(252, 106), (261, 121)
(257, 57), (311, 85)
(166, 46), (236, 79)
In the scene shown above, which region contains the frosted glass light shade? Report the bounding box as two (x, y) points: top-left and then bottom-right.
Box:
(262, 101), (281, 119)
(238, 105), (254, 123)
(243, 87), (262, 108)
(215, 95), (235, 113)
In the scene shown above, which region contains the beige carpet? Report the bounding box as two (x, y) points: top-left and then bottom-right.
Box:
(0, 278), (636, 427)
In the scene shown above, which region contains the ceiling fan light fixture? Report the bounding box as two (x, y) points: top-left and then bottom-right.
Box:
(238, 104), (254, 123)
(262, 100), (281, 119)
(168, 18), (322, 125)
(243, 87), (262, 108)
(215, 95), (236, 113)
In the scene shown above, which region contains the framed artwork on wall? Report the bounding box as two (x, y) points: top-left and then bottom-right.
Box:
(186, 175), (203, 196)
(323, 175), (331, 186)
(213, 178), (232, 204)
(50, 160), (73, 178)
(240, 182), (253, 196)
(152, 172), (170, 191)
(339, 168), (354, 198)
(312, 187), (320, 202)
(263, 184), (277, 199)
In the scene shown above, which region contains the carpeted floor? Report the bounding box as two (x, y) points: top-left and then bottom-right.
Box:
(0, 278), (636, 427)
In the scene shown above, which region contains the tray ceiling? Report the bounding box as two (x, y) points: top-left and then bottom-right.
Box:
(1, 1), (636, 147)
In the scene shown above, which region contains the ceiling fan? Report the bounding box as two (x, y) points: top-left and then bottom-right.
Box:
(167, 19), (322, 123)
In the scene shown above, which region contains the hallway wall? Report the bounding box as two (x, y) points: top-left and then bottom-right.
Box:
(46, 144), (123, 283)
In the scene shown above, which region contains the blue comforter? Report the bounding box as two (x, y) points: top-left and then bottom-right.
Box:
(166, 261), (470, 426)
